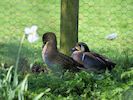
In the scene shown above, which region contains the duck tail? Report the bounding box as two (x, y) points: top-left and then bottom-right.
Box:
(107, 62), (116, 71)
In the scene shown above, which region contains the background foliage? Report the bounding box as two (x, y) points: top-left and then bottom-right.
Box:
(0, 0), (133, 99)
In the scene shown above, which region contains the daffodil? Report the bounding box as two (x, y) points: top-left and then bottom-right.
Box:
(24, 25), (39, 43)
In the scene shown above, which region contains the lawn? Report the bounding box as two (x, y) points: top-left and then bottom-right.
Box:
(0, 0), (133, 99)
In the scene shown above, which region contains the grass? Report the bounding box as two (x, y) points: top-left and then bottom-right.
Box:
(0, 0), (133, 99)
(0, 0), (60, 65)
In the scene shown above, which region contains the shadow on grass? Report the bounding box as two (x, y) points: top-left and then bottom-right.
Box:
(0, 41), (133, 74)
(0, 41), (45, 72)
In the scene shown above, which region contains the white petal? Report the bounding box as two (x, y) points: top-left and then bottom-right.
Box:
(24, 27), (31, 34)
(105, 33), (117, 40)
(31, 25), (38, 32)
(27, 34), (39, 43)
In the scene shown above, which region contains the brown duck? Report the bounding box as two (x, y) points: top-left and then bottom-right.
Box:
(42, 32), (86, 72)
(71, 42), (116, 73)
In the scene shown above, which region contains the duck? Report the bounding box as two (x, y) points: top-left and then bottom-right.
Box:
(42, 32), (86, 73)
(71, 42), (116, 73)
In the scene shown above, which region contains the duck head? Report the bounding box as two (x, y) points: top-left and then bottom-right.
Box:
(71, 42), (90, 53)
(42, 32), (57, 50)
(71, 42), (90, 65)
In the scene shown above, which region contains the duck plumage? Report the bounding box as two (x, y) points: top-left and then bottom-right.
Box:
(71, 42), (116, 72)
(42, 32), (86, 72)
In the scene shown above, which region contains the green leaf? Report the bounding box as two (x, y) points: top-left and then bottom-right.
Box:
(33, 92), (44, 100)
(44, 88), (51, 93)
(121, 68), (133, 79)
(5, 66), (13, 83)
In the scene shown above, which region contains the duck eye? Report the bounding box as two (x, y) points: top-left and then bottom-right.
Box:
(43, 41), (46, 45)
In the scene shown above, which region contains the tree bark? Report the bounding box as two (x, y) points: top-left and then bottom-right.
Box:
(60, 0), (79, 55)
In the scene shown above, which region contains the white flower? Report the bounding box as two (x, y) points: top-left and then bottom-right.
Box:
(105, 33), (117, 40)
(27, 33), (39, 43)
(24, 25), (39, 43)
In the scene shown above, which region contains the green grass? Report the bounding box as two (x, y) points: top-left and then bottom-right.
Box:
(0, 0), (60, 65)
(0, 0), (133, 99)
(0, 0), (132, 66)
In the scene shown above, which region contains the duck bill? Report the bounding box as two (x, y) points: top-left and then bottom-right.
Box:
(71, 47), (77, 52)
(42, 44), (45, 48)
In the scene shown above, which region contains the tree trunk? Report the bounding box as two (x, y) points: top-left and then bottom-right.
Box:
(60, 0), (79, 55)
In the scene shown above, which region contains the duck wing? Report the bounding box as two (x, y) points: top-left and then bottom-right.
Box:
(53, 52), (86, 72)
(90, 52), (116, 70)
(83, 52), (106, 64)
(81, 52), (107, 72)
(82, 52), (108, 66)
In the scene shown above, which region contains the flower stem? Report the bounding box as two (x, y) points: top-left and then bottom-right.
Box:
(13, 34), (25, 87)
